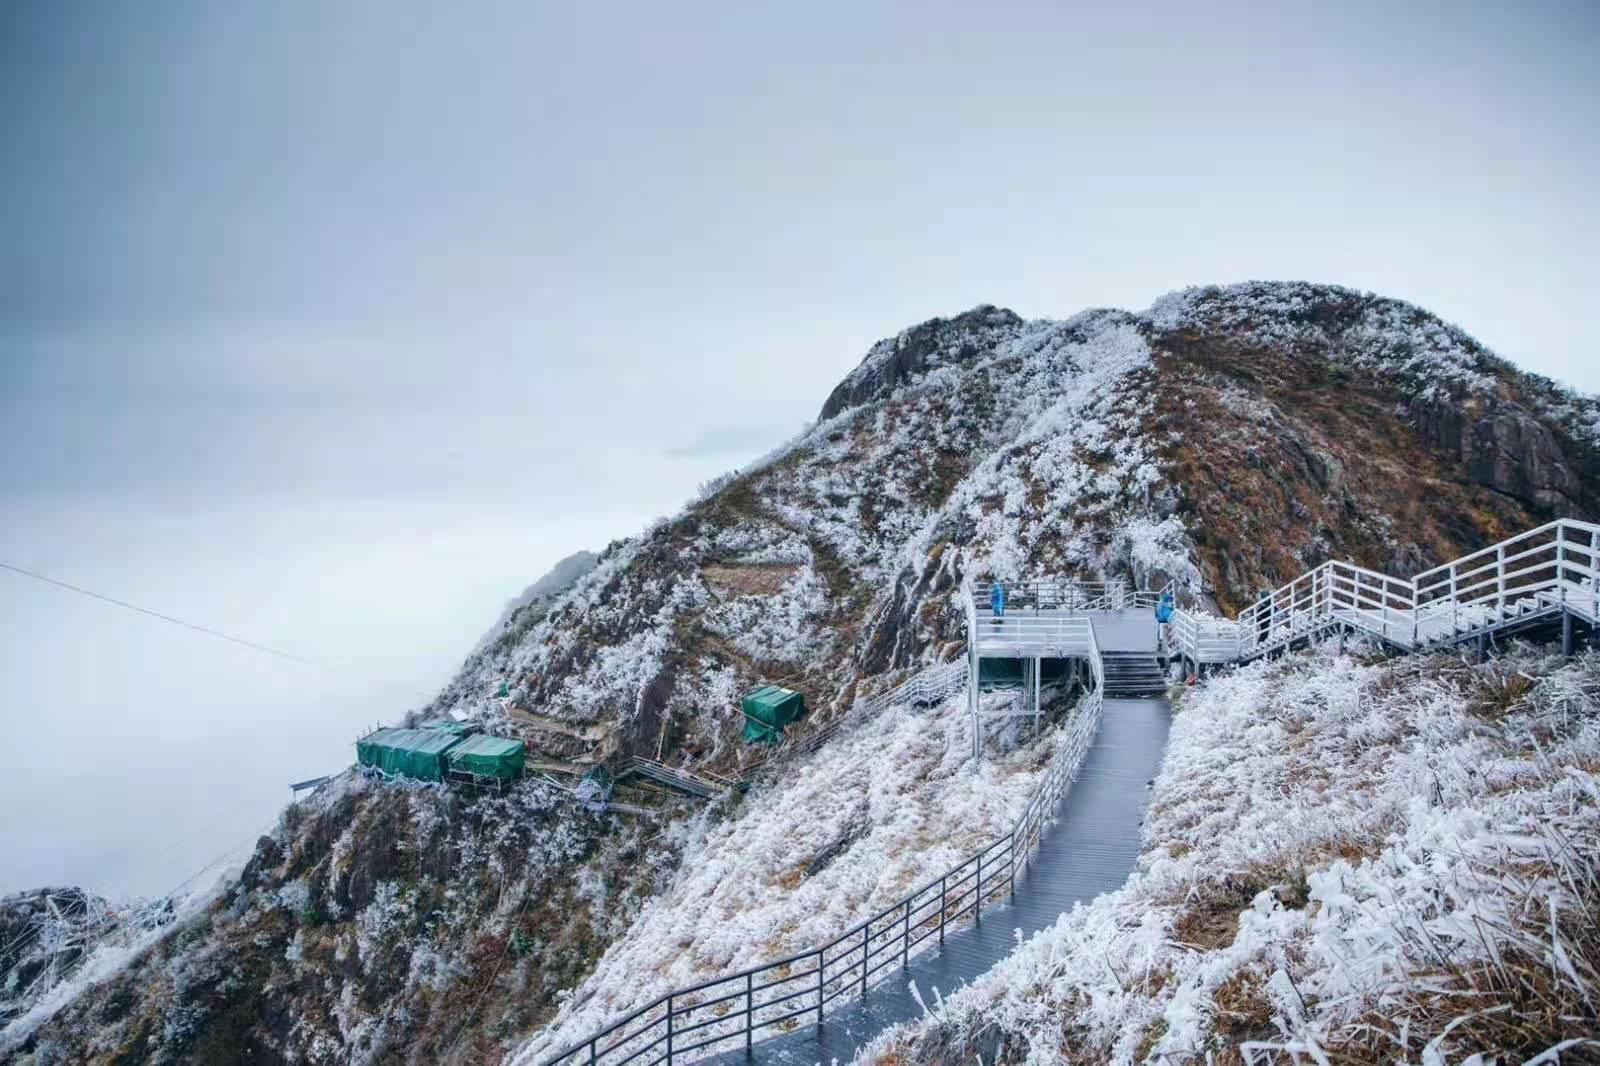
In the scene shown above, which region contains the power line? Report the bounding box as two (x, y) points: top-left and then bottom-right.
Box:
(0, 559), (331, 670)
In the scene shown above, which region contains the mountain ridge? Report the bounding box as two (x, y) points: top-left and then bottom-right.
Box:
(7, 281), (1598, 1064)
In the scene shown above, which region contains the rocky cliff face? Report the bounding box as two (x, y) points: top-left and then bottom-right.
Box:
(8, 282), (1597, 1065)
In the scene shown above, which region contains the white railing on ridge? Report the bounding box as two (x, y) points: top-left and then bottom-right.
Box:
(1167, 518), (1600, 664)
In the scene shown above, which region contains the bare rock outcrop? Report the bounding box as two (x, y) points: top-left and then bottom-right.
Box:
(1409, 396), (1585, 517)
(818, 305), (1023, 420)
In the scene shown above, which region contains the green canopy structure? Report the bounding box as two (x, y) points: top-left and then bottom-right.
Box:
(356, 728), (463, 782)
(741, 684), (805, 744)
(446, 734), (526, 781)
(419, 718), (473, 737)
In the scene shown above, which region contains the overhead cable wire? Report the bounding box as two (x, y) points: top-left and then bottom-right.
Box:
(0, 559), (332, 670)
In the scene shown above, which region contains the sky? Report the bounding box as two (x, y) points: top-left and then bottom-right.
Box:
(1, 0), (1597, 896)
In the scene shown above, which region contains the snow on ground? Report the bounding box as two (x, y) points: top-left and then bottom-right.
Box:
(1147, 282), (1501, 400)
(0, 871), (236, 1054)
(859, 642), (1600, 1065)
(510, 690), (1071, 1064)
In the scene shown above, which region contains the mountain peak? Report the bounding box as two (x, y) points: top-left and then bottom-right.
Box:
(818, 303), (1024, 420)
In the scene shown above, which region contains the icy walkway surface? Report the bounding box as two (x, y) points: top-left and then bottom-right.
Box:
(709, 695), (1171, 1065)
(1090, 608), (1160, 652)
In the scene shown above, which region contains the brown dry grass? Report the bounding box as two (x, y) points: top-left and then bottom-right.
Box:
(1465, 669), (1536, 721)
(1170, 868), (1296, 950)
(1318, 809), (1600, 1056)
(1149, 346), (1546, 614)
(702, 563), (800, 597)
(1133, 1018), (1168, 1061)
(1208, 970), (1279, 1061)
(1319, 854), (1600, 1064)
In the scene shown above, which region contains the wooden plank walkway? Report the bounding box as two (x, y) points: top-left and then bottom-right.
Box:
(707, 695), (1171, 1064)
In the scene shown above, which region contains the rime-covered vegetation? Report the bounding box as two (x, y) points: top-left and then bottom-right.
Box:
(510, 689), (1076, 1065)
(861, 642), (1600, 1065)
(8, 282), (1600, 1064)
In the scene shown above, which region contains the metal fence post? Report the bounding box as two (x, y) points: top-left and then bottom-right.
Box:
(1558, 531), (1567, 604)
(975, 852), (983, 925)
(901, 899), (910, 971)
(665, 995), (674, 1066)
(939, 875), (947, 944)
(1009, 831), (1017, 897)
(859, 926), (869, 999)
(1497, 544), (1506, 616)
(745, 972), (753, 1058)
(815, 949), (824, 1031)
(589, 1039), (597, 1066)
(1410, 573), (1419, 647)
(1592, 529), (1599, 623)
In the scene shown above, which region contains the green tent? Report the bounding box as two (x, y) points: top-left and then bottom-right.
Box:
(356, 728), (463, 781)
(419, 718), (472, 737)
(446, 734), (526, 781)
(741, 684), (804, 744)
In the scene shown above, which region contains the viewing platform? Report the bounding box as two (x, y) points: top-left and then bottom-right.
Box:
(964, 578), (1159, 658)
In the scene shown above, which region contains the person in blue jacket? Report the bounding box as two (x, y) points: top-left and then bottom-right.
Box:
(991, 580), (1006, 626)
(1155, 588), (1175, 646)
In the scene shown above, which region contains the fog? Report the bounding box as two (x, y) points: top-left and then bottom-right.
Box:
(2, 0), (1596, 897)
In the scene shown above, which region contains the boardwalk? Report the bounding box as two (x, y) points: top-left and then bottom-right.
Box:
(710, 694), (1171, 1064)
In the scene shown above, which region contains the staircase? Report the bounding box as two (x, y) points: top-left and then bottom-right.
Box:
(619, 756), (733, 800)
(1167, 518), (1600, 668)
(1100, 651), (1167, 696)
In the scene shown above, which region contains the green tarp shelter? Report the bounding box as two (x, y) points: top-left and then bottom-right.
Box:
(420, 718), (472, 737)
(741, 684), (804, 744)
(356, 728), (463, 781)
(447, 734), (526, 781)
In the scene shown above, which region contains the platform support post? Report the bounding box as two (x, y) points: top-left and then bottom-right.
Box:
(1563, 610), (1575, 657)
(968, 639), (981, 765)
(1476, 632), (1488, 664)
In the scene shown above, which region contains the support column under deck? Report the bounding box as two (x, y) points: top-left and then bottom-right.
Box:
(968, 638), (980, 761)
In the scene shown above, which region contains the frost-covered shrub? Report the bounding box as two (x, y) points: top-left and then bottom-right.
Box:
(861, 644), (1600, 1065)
(510, 689), (1074, 1064)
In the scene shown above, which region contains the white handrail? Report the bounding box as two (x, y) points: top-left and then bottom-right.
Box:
(1169, 519), (1600, 665)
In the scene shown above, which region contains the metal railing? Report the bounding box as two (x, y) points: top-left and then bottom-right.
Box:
(968, 577), (1131, 613)
(1413, 519), (1600, 644)
(623, 758), (736, 800)
(964, 575), (1113, 660)
(540, 635), (1103, 1066)
(1167, 519), (1600, 665)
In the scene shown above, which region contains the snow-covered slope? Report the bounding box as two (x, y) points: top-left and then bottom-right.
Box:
(511, 691), (1073, 1064)
(10, 282), (1599, 1064)
(860, 643), (1600, 1064)
(434, 283), (1600, 772)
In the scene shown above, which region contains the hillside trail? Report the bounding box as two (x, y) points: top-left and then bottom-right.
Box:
(709, 620), (1171, 1065)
